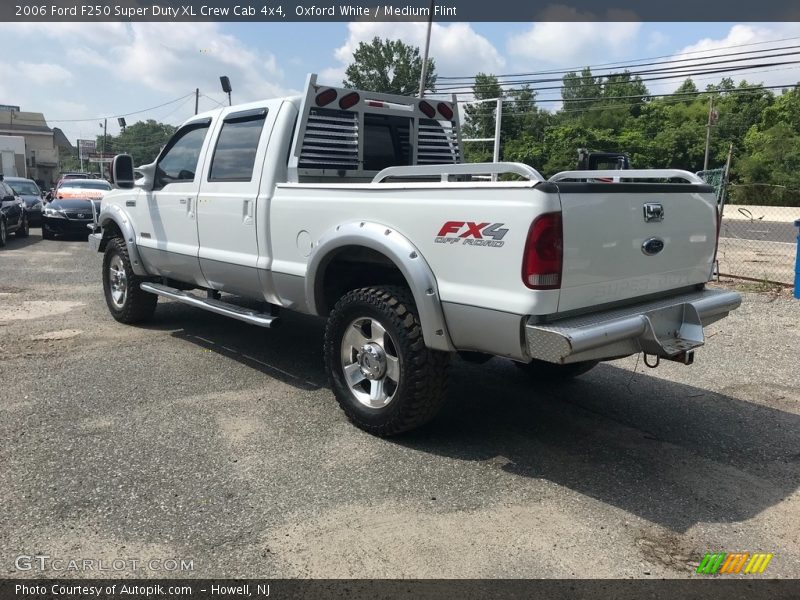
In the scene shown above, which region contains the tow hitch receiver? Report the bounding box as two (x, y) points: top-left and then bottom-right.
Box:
(636, 302), (704, 362)
(654, 349), (695, 366)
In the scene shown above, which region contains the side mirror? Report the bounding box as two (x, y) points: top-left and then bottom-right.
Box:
(111, 154), (135, 189)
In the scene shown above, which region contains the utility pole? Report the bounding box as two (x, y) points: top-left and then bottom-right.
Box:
(101, 118), (107, 177)
(491, 97), (503, 181)
(720, 142), (734, 212)
(703, 95), (716, 172)
(195, 88), (199, 115)
(418, 0), (434, 97)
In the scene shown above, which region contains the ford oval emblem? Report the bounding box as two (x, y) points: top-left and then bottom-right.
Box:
(642, 237), (665, 255)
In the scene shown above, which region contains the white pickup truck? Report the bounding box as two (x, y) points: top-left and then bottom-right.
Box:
(90, 74), (741, 436)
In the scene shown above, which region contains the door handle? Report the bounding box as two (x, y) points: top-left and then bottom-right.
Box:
(243, 199), (254, 220)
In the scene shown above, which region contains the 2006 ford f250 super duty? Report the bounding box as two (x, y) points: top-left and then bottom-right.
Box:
(90, 74), (741, 436)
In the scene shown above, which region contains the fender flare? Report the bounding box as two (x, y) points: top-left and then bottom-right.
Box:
(98, 204), (148, 276)
(305, 221), (454, 352)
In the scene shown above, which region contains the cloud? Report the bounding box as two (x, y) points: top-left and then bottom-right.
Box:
(0, 23), (297, 143)
(323, 21), (506, 87)
(646, 31), (670, 52)
(111, 23), (289, 99)
(17, 62), (73, 86)
(507, 20), (641, 66)
(658, 23), (800, 93)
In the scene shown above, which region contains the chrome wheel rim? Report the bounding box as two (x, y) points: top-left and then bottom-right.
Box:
(108, 255), (127, 309)
(340, 317), (401, 408)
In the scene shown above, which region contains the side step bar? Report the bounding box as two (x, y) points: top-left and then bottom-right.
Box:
(140, 283), (278, 328)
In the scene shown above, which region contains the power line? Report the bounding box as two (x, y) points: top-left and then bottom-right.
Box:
(29, 93), (196, 124)
(200, 94), (227, 108)
(439, 35), (800, 81)
(440, 58), (800, 95)
(466, 83), (795, 109)
(438, 47), (800, 91)
(501, 64), (800, 101)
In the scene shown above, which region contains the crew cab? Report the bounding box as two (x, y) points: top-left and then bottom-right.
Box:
(89, 74), (740, 435)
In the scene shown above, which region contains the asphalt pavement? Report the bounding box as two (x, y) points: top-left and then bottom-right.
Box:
(1, 230), (799, 579)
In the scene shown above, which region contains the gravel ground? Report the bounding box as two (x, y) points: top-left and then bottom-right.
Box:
(1, 230), (798, 579)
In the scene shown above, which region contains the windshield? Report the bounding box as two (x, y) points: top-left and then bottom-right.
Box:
(8, 181), (40, 195)
(59, 180), (111, 190)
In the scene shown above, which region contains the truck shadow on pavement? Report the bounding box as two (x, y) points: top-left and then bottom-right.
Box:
(400, 358), (800, 533)
(146, 302), (329, 391)
(146, 304), (799, 534)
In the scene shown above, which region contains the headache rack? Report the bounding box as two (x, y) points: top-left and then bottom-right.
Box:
(288, 74), (463, 183)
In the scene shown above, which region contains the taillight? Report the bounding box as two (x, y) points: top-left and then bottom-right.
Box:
(418, 100), (436, 119)
(338, 92), (360, 110)
(315, 88), (337, 107)
(522, 212), (563, 290)
(437, 102), (454, 120)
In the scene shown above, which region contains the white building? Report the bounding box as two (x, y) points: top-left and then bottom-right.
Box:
(0, 134), (25, 178)
(0, 105), (73, 187)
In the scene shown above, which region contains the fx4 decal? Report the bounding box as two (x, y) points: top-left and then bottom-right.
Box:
(435, 221), (509, 247)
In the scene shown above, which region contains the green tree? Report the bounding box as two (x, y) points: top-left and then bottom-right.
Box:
(736, 87), (800, 205)
(462, 76), (551, 165)
(343, 37), (436, 95)
(562, 67), (602, 113)
(462, 73), (503, 163)
(674, 78), (699, 95)
(98, 119), (176, 166)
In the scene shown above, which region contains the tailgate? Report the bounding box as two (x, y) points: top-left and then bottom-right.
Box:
(554, 181), (718, 313)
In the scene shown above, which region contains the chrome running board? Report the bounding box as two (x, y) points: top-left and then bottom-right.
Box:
(140, 283), (278, 328)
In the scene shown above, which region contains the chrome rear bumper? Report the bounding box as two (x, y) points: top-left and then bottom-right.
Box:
(524, 288), (741, 364)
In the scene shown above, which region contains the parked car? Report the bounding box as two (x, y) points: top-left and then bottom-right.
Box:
(54, 178), (111, 201)
(42, 198), (100, 239)
(0, 177), (29, 246)
(55, 172), (91, 185)
(4, 176), (44, 227)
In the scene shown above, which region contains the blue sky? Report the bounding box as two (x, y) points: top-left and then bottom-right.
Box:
(0, 21), (798, 144)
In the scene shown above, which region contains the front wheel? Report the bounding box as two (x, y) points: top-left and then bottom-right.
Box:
(0, 219), (7, 247)
(102, 237), (157, 324)
(16, 214), (29, 238)
(324, 286), (450, 436)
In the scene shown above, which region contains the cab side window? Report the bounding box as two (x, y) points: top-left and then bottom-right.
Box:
(154, 122), (211, 190)
(208, 108), (267, 182)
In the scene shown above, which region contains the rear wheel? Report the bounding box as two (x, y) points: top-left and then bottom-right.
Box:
(514, 358), (598, 381)
(324, 286), (450, 436)
(0, 219), (6, 247)
(102, 237), (157, 323)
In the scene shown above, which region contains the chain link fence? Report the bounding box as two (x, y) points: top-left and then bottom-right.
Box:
(717, 204), (798, 285)
(697, 169), (799, 285)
